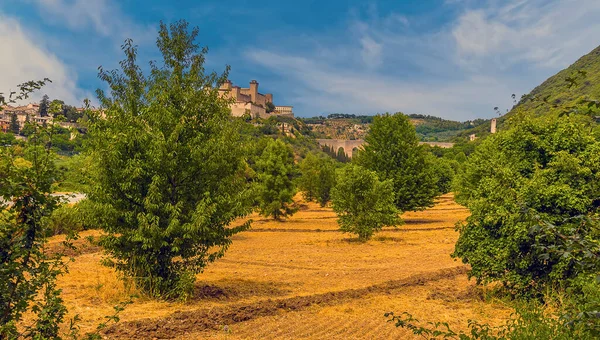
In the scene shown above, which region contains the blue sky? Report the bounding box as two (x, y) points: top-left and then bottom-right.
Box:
(2, 0), (600, 120)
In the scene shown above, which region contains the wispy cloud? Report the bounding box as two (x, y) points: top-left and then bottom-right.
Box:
(245, 0), (600, 119)
(32, 0), (155, 43)
(0, 13), (91, 105)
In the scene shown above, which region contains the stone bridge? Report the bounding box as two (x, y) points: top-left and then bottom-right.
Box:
(316, 139), (454, 158)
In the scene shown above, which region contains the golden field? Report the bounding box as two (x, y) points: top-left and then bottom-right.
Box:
(49, 194), (512, 339)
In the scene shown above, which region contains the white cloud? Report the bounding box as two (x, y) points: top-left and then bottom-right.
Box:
(244, 0), (600, 119)
(452, 0), (600, 69)
(32, 0), (154, 43)
(359, 36), (383, 69)
(0, 13), (89, 105)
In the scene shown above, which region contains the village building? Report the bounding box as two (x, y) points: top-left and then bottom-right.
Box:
(218, 80), (294, 119)
(0, 103), (51, 132)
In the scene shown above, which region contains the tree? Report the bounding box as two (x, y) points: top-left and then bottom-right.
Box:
(331, 164), (400, 241)
(429, 155), (457, 195)
(453, 114), (600, 293)
(265, 101), (276, 113)
(19, 120), (36, 137)
(39, 94), (50, 117)
(255, 138), (298, 220)
(9, 113), (19, 134)
(0, 79), (79, 338)
(85, 21), (253, 299)
(355, 113), (438, 212)
(49, 99), (65, 118)
(297, 152), (337, 206)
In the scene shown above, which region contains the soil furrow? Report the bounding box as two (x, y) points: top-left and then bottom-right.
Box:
(104, 266), (468, 339)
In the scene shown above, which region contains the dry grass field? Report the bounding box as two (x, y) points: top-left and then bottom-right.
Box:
(49, 194), (512, 339)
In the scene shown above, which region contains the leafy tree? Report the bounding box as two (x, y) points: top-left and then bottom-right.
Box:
(0, 131), (16, 146)
(0, 79), (77, 338)
(85, 21), (252, 299)
(265, 101), (276, 113)
(20, 120), (36, 137)
(297, 152), (337, 206)
(355, 113), (438, 212)
(49, 99), (65, 118)
(429, 155), (457, 195)
(39, 94), (50, 117)
(331, 164), (400, 241)
(453, 114), (600, 293)
(255, 138), (298, 220)
(9, 113), (19, 134)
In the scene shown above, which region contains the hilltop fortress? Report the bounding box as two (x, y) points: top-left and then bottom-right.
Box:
(219, 80), (294, 119)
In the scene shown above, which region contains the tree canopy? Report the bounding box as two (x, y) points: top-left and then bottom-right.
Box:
(85, 20), (252, 298)
(355, 113), (438, 212)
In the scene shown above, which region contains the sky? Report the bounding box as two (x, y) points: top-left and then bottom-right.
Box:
(1, 0), (600, 120)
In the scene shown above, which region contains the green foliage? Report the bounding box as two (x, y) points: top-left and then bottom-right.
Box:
(429, 155), (456, 195)
(53, 154), (90, 192)
(331, 164), (400, 241)
(255, 139), (298, 220)
(356, 113), (438, 212)
(386, 304), (598, 340)
(39, 94), (50, 117)
(265, 101), (276, 113)
(297, 152), (337, 206)
(9, 113), (20, 134)
(453, 115), (600, 293)
(0, 131), (17, 146)
(44, 204), (84, 236)
(0, 117), (67, 338)
(85, 21), (252, 299)
(19, 120), (36, 137)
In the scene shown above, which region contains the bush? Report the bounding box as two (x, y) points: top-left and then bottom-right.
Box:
(331, 164), (400, 241)
(45, 204), (84, 236)
(453, 115), (600, 293)
(297, 152), (337, 206)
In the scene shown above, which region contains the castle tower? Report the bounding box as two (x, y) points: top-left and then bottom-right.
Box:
(220, 79), (232, 91)
(490, 118), (497, 134)
(249, 80), (258, 103)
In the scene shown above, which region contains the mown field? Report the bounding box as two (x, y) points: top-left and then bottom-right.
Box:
(49, 194), (511, 339)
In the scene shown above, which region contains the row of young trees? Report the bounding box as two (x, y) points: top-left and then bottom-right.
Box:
(1, 19), (461, 338)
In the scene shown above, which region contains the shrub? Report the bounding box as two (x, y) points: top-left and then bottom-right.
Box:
(297, 152), (337, 206)
(331, 164), (400, 241)
(453, 115), (600, 293)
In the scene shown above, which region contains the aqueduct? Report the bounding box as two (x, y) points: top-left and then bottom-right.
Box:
(316, 139), (454, 159)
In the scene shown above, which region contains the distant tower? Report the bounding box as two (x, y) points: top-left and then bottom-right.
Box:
(249, 80), (259, 103)
(490, 118), (497, 134)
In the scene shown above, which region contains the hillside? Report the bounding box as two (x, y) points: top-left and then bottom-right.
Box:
(514, 45), (600, 116)
(301, 114), (488, 142)
(455, 45), (600, 141)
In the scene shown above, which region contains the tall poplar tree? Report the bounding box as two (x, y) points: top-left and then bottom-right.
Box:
(86, 21), (252, 298)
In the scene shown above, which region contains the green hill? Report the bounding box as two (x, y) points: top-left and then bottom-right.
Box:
(514, 45), (600, 116)
(456, 45), (600, 141)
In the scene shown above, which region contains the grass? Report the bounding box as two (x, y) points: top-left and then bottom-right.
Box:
(52, 194), (512, 339)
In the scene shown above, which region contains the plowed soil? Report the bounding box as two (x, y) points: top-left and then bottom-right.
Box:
(53, 194), (511, 339)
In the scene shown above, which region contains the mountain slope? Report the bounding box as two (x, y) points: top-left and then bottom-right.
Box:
(512, 45), (600, 116)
